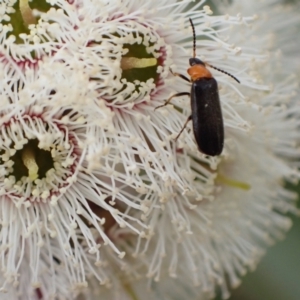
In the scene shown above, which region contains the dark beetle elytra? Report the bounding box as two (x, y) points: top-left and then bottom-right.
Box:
(155, 18), (239, 156)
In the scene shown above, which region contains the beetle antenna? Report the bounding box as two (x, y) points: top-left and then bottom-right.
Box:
(189, 18), (196, 58)
(206, 63), (240, 83)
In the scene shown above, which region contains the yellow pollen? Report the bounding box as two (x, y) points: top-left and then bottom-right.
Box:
(22, 145), (39, 181)
(216, 174), (251, 191)
(121, 57), (157, 70)
(20, 0), (37, 26)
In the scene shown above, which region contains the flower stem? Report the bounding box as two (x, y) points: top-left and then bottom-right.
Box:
(19, 0), (37, 26)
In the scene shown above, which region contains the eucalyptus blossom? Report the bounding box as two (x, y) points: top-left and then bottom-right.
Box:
(0, 0), (299, 300)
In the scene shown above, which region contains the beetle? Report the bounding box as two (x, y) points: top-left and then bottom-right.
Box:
(155, 18), (240, 156)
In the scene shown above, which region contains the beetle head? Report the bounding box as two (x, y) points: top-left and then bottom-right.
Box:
(189, 57), (205, 67)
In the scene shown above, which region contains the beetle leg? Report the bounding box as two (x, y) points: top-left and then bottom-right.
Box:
(170, 68), (191, 83)
(175, 115), (192, 142)
(154, 92), (190, 111)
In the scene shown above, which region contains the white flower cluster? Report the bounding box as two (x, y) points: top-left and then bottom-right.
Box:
(0, 0), (299, 299)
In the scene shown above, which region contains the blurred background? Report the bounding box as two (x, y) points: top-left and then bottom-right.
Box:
(207, 180), (300, 300)
(227, 199), (300, 300)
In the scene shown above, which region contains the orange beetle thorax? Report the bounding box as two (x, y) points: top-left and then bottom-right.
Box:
(187, 64), (212, 81)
